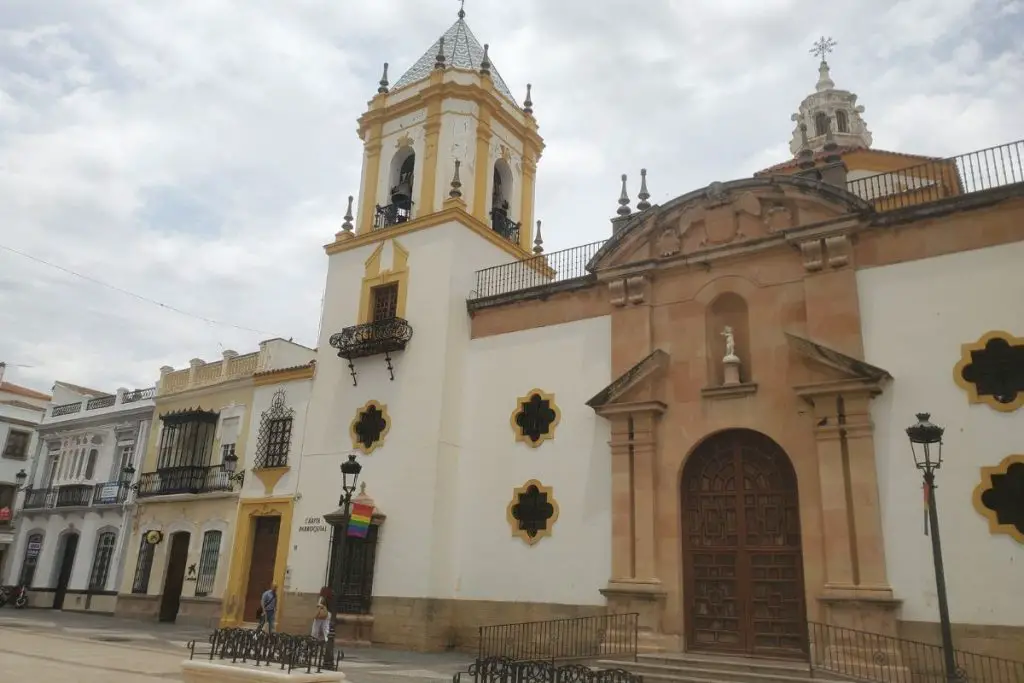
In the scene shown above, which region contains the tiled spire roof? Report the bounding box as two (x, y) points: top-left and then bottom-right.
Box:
(392, 15), (517, 106)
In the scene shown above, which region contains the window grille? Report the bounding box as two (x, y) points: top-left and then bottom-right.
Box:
(18, 533), (44, 587)
(88, 532), (117, 591)
(194, 530), (222, 597)
(254, 389), (294, 469)
(328, 524), (380, 615)
(371, 284), (399, 321)
(132, 536), (155, 594)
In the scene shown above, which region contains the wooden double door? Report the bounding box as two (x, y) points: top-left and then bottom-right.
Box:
(681, 429), (808, 657)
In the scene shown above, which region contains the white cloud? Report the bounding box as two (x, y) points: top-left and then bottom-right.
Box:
(1, 0), (1021, 392)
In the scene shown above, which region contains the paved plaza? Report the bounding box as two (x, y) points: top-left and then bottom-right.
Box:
(0, 610), (472, 682)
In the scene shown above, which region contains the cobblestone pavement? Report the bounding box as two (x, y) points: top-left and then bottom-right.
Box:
(0, 609), (472, 682)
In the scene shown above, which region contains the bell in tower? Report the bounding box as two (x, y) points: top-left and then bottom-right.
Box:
(389, 154), (415, 224)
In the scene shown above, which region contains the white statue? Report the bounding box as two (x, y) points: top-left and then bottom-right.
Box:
(721, 326), (738, 362)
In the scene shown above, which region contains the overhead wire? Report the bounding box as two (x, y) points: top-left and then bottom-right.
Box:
(0, 242), (282, 337)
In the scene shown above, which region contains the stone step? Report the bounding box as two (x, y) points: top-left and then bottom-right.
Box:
(597, 652), (850, 683)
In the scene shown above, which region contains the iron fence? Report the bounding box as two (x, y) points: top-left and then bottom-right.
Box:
(92, 480), (130, 505)
(470, 239), (607, 301)
(136, 464), (233, 498)
(808, 621), (1024, 683)
(122, 387), (156, 403)
(454, 657), (643, 683)
(847, 139), (1024, 210)
(188, 628), (341, 674)
(478, 613), (638, 663)
(85, 395), (116, 410)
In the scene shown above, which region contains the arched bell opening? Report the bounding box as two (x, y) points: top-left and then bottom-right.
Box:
(376, 148), (415, 229)
(814, 111), (830, 138)
(490, 158), (518, 244)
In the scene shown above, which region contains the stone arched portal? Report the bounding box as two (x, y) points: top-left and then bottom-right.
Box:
(680, 429), (807, 658)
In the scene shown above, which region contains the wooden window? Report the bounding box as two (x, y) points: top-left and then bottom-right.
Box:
(88, 531), (117, 591)
(2, 430), (30, 459)
(371, 283), (399, 322)
(194, 530), (222, 597)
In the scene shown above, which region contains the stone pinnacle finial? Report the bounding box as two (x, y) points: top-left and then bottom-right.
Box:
(377, 62), (390, 94)
(480, 44), (491, 76)
(458, 0), (466, 20)
(341, 196), (355, 232)
(533, 220), (544, 254)
(449, 160), (463, 199)
(797, 123), (815, 168)
(434, 37), (446, 70)
(523, 84), (533, 115)
(637, 169), (651, 211)
(617, 174), (631, 216)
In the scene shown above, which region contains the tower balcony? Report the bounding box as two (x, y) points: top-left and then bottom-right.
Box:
(490, 208), (521, 244)
(373, 202), (413, 230)
(329, 317), (414, 386)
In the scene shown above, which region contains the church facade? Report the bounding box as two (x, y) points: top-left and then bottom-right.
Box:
(275, 11), (1024, 662)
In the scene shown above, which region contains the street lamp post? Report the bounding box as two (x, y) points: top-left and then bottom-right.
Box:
(906, 413), (960, 682)
(323, 453), (362, 670)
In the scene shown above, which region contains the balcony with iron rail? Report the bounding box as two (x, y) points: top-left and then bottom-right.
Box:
(49, 387), (156, 419)
(21, 481), (131, 511)
(490, 207), (521, 245)
(468, 139), (1024, 306)
(135, 464), (234, 498)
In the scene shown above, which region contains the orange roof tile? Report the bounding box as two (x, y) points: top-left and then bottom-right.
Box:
(755, 146), (943, 176)
(0, 382), (52, 401)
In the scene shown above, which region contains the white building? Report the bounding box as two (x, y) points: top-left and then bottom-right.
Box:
(7, 380), (154, 614)
(0, 362), (51, 580)
(275, 11), (1024, 671)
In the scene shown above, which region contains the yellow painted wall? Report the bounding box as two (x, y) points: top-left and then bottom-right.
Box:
(142, 381), (256, 472)
(120, 494), (240, 598)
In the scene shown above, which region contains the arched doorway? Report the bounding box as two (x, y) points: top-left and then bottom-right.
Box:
(681, 429), (807, 657)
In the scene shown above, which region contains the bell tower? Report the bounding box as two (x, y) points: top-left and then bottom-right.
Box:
(789, 37), (873, 155)
(336, 5), (545, 255)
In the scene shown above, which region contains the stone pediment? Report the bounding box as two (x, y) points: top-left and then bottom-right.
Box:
(587, 349), (669, 415)
(787, 331), (892, 398)
(590, 176), (872, 273)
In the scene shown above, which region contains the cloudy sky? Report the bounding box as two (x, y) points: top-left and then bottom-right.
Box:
(1, 0), (1021, 394)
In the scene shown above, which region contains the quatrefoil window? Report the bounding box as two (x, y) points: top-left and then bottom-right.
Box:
(510, 389), (561, 448)
(506, 479), (560, 545)
(349, 400), (390, 455)
(973, 455), (1024, 544)
(953, 331), (1024, 412)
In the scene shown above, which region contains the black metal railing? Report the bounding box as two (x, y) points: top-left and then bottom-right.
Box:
(808, 621), (1024, 683)
(85, 395), (116, 410)
(847, 139), (1024, 211)
(50, 402), (82, 417)
(478, 613), (639, 663)
(136, 465), (233, 498)
(188, 628), (341, 674)
(329, 317), (414, 360)
(92, 481), (130, 506)
(373, 202), (413, 229)
(455, 657), (643, 683)
(470, 239), (607, 302)
(22, 488), (55, 509)
(122, 387), (156, 403)
(490, 209), (521, 244)
(55, 485), (93, 507)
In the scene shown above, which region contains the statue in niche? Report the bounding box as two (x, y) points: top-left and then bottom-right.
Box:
(722, 326), (738, 362)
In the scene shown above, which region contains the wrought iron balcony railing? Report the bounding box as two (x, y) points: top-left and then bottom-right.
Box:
(21, 481), (129, 510)
(490, 209), (521, 244)
(135, 465), (233, 498)
(373, 202), (413, 230)
(328, 317), (414, 386)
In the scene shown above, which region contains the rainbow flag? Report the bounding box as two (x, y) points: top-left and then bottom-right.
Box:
(347, 502), (373, 538)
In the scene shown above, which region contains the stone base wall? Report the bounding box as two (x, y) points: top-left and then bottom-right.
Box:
(114, 593), (224, 628)
(898, 619), (1024, 663)
(277, 592), (607, 652)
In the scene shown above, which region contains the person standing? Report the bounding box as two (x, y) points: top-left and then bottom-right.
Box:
(311, 586), (332, 641)
(256, 583), (278, 634)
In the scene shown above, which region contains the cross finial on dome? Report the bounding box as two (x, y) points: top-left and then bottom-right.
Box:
(810, 36), (836, 63)
(458, 0), (466, 20)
